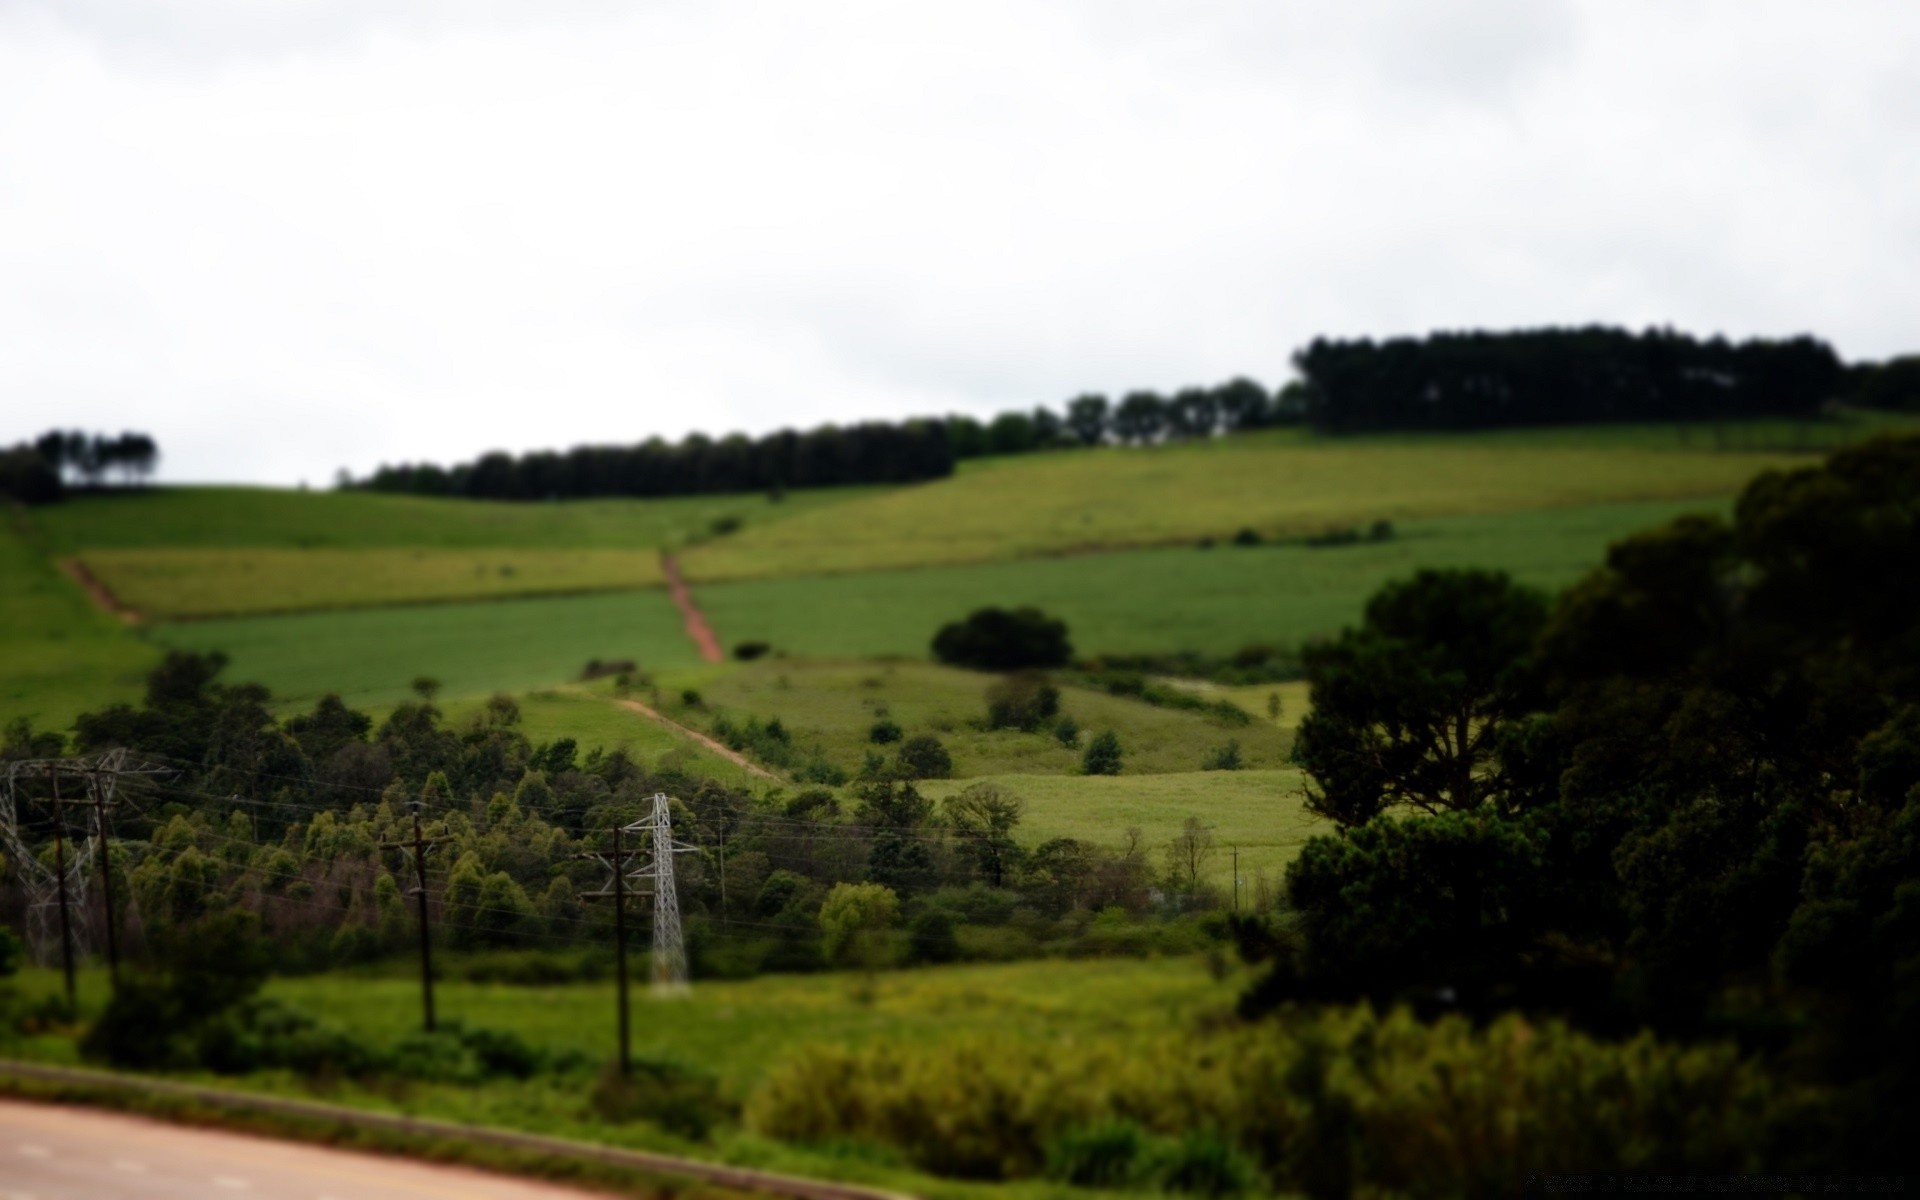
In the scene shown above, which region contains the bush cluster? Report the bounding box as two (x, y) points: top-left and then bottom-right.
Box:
(747, 1007), (1823, 1192)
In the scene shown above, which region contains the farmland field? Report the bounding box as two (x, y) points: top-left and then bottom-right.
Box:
(693, 498), (1729, 660)
(29, 484), (877, 552)
(677, 431), (1817, 581)
(154, 589), (701, 710)
(0, 520), (155, 732)
(650, 659), (1294, 779)
(80, 546), (668, 619)
(921, 768), (1318, 892)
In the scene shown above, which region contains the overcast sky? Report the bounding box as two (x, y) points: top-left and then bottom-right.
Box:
(3, 1), (1916, 485)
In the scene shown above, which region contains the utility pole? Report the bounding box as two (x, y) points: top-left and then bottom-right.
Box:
(88, 760), (120, 985)
(46, 765), (76, 1013)
(384, 800), (445, 1032)
(580, 823), (644, 1077)
(628, 792), (695, 992)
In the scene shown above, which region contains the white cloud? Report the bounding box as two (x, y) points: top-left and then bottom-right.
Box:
(1, 0), (1916, 483)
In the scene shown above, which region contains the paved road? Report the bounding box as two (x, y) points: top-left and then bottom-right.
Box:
(0, 1099), (614, 1200)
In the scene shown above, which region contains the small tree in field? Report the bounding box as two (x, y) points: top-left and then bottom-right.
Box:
(1082, 731), (1123, 776)
(1164, 817), (1216, 894)
(819, 882), (900, 971)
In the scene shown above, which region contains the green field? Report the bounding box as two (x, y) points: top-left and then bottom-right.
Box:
(13, 956), (1236, 1198)
(154, 589), (702, 711)
(678, 431), (1816, 581)
(29, 485), (877, 552)
(437, 688), (767, 788)
(0, 520), (156, 733)
(921, 769), (1318, 893)
(693, 498), (1729, 659)
(80, 546), (671, 619)
(653, 659), (1294, 779)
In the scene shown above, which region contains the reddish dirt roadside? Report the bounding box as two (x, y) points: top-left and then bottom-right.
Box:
(661, 552), (723, 663)
(61, 557), (142, 624)
(601, 693), (783, 782)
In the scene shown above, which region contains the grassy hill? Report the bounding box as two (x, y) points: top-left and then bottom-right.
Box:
(691, 497), (1727, 660)
(676, 428), (1820, 582)
(0, 518), (156, 732)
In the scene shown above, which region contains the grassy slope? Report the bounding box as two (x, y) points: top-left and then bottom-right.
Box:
(155, 590), (703, 711)
(84, 546), (668, 619)
(922, 769), (1320, 893)
(657, 660), (1294, 779)
(33, 484), (877, 618)
(30, 485), (879, 551)
(677, 429), (1818, 581)
(0, 517), (156, 733)
(436, 689), (768, 789)
(694, 498), (1727, 659)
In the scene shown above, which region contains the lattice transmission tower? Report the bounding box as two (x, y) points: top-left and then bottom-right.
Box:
(625, 792), (696, 992)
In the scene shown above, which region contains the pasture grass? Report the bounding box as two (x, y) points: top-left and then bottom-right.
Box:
(692, 498), (1728, 660)
(653, 660), (1294, 779)
(79, 547), (668, 619)
(29, 485), (878, 552)
(11, 956), (1240, 1199)
(920, 769), (1320, 893)
(153, 589), (702, 712)
(0, 519), (156, 734)
(436, 688), (767, 789)
(678, 430), (1816, 581)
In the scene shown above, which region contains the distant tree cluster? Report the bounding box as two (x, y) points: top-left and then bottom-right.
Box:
(1293, 327), (1846, 433)
(351, 377), (1303, 502)
(1848, 354), (1920, 412)
(0, 429), (159, 505)
(357, 420), (955, 501)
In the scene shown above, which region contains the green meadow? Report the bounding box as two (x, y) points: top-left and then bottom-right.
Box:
(0, 520), (156, 732)
(80, 545), (670, 619)
(437, 688), (766, 788)
(29, 484), (875, 552)
(154, 589), (701, 711)
(13, 956), (1238, 1199)
(654, 659), (1294, 779)
(920, 769), (1319, 893)
(693, 498), (1729, 660)
(678, 431), (1813, 581)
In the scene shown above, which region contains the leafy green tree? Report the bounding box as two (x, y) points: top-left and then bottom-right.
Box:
(1291, 569), (1547, 828)
(933, 607), (1073, 671)
(1064, 394), (1110, 446)
(819, 882), (900, 968)
(1082, 731), (1123, 776)
(1112, 391), (1167, 444)
(943, 784), (1025, 887)
(894, 735), (953, 780)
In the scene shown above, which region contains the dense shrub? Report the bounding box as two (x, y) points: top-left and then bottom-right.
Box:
(1082, 731), (1123, 776)
(933, 607), (1072, 671)
(894, 735), (953, 780)
(733, 640), (771, 660)
(868, 718), (903, 744)
(590, 1058), (737, 1140)
(983, 673), (1061, 732)
(747, 1008), (1823, 1191)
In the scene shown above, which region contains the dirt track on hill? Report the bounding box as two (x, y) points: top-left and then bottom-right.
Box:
(60, 557), (142, 624)
(661, 552), (723, 662)
(601, 693), (783, 782)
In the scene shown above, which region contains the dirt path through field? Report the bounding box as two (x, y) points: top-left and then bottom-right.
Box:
(598, 692), (784, 781)
(661, 552), (724, 663)
(61, 556), (143, 624)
